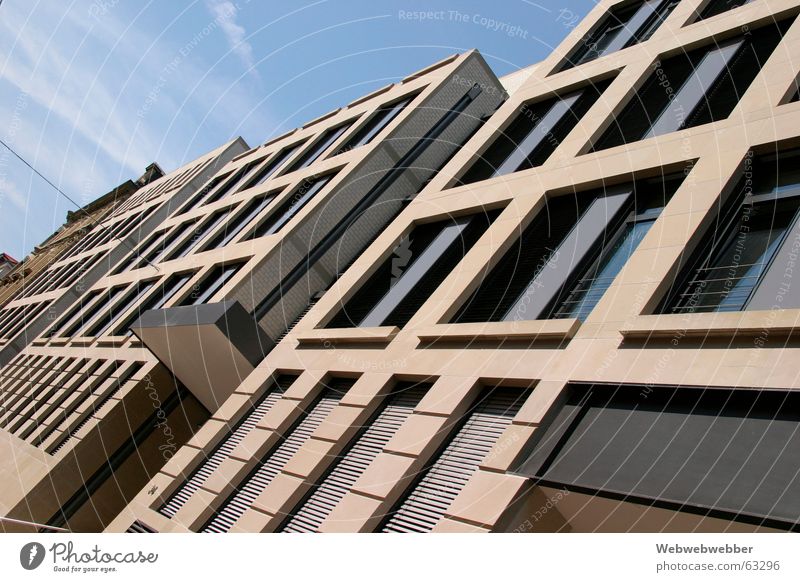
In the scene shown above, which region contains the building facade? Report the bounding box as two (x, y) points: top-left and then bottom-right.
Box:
(0, 254), (17, 280)
(3, 0), (800, 533)
(0, 164), (164, 331)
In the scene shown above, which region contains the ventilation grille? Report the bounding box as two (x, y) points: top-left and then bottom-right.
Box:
(46, 362), (143, 455)
(158, 375), (297, 518)
(275, 297), (320, 344)
(202, 379), (353, 533)
(382, 388), (525, 533)
(126, 520), (156, 533)
(281, 384), (428, 532)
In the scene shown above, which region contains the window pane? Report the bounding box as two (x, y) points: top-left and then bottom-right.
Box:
(680, 203), (793, 312)
(329, 212), (498, 328)
(555, 219), (654, 320)
(246, 174), (334, 239)
(459, 81), (610, 185)
(333, 96), (415, 155)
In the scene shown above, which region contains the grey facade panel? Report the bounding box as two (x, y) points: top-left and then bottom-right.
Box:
(516, 384), (800, 526)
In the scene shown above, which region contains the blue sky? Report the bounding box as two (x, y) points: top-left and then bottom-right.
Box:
(0, 0), (596, 260)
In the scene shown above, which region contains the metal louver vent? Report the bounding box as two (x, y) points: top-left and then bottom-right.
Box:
(281, 383), (429, 532)
(381, 388), (526, 533)
(46, 362), (143, 455)
(126, 520), (156, 533)
(202, 378), (353, 533)
(275, 296), (321, 344)
(158, 374), (298, 518)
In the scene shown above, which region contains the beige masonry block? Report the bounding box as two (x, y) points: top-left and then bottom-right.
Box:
(351, 452), (417, 500)
(230, 427), (280, 462)
(638, 210), (714, 251)
(256, 398), (307, 432)
(229, 507), (274, 533)
(431, 517), (491, 533)
(338, 373), (393, 407)
(172, 487), (220, 531)
(514, 381), (566, 426)
(250, 472), (307, 520)
(281, 371), (325, 400)
(444, 471), (530, 529)
(200, 457), (250, 496)
(183, 418), (227, 450)
(140, 472), (181, 511)
(319, 492), (386, 533)
(383, 413), (451, 457)
(281, 437), (337, 480)
(480, 424), (537, 473)
(311, 403), (372, 443)
(414, 376), (479, 417)
(211, 393), (252, 423)
(159, 444), (204, 479)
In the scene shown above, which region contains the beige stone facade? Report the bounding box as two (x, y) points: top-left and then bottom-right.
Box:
(4, 0), (800, 533)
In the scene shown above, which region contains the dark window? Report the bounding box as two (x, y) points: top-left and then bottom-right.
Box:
(515, 383), (800, 530)
(173, 173), (230, 217)
(46, 291), (102, 338)
(327, 210), (498, 329)
(593, 20), (792, 150)
(333, 95), (416, 155)
(84, 279), (157, 337)
(696, 0), (751, 20)
(60, 286), (126, 337)
(202, 195), (276, 252)
(551, 174), (684, 320)
(243, 142), (305, 188)
(252, 84), (485, 322)
(134, 219), (201, 269)
(454, 176), (682, 323)
(562, 0), (679, 70)
(113, 229), (171, 274)
(163, 210), (232, 261)
(180, 261), (246, 306)
(201, 162), (263, 206)
(457, 80), (611, 185)
(112, 272), (194, 335)
(663, 149), (800, 314)
(244, 174), (335, 239)
(281, 121), (354, 175)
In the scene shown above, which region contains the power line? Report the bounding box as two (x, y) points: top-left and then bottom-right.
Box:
(0, 138), (160, 271)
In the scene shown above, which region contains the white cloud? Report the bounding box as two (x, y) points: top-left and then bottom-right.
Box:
(0, 1), (277, 257)
(205, 0), (258, 75)
(0, 178), (29, 212)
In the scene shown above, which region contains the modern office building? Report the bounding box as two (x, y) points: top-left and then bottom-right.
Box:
(3, 0), (800, 533)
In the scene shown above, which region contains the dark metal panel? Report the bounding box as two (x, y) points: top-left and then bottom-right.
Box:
(515, 385), (800, 525)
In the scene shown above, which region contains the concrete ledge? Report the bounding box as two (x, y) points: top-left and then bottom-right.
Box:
(296, 326), (400, 347)
(95, 335), (129, 347)
(620, 310), (800, 340)
(416, 319), (581, 344)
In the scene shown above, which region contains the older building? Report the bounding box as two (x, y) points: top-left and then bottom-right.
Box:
(0, 254), (17, 279)
(0, 164), (164, 319)
(4, 0), (800, 534)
